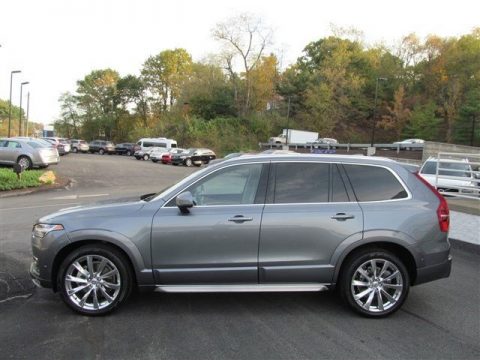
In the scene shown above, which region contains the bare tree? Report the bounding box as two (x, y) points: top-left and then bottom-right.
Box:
(213, 13), (273, 114)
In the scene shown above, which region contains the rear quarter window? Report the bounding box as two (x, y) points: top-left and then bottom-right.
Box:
(344, 164), (408, 202)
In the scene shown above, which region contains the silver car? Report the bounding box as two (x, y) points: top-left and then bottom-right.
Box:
(30, 154), (451, 317)
(0, 137), (59, 169)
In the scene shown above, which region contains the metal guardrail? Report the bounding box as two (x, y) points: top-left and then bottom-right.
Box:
(260, 142), (424, 153)
(435, 152), (480, 200)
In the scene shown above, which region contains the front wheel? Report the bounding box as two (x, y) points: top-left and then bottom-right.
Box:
(339, 249), (409, 317)
(57, 244), (133, 316)
(126, 151), (131, 156)
(99, 149), (105, 155)
(72, 147), (78, 153)
(185, 158), (193, 167)
(143, 154), (149, 161)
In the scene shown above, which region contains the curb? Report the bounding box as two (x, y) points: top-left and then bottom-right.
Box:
(0, 176), (73, 198)
(449, 238), (480, 255)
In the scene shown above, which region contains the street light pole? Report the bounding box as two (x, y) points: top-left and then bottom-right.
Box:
(19, 81), (29, 136)
(8, 70), (21, 137)
(25, 92), (30, 137)
(370, 77), (387, 147)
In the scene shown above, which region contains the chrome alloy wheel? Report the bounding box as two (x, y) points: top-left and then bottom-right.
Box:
(65, 255), (121, 311)
(351, 259), (403, 313)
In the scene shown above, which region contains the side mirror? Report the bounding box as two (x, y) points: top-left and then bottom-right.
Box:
(176, 191), (195, 214)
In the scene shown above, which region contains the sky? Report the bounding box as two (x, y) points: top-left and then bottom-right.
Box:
(0, 0), (478, 126)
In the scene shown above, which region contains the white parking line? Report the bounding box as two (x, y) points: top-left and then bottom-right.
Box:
(0, 202), (80, 211)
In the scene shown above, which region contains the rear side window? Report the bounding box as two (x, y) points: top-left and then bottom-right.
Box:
(274, 163), (329, 203)
(344, 165), (408, 201)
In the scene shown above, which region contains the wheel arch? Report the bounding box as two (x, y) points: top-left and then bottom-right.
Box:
(51, 231), (151, 291)
(332, 234), (418, 287)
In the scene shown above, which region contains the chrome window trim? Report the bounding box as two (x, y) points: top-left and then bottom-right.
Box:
(161, 159), (412, 208)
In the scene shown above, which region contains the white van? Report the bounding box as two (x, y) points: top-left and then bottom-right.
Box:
(134, 138), (177, 152)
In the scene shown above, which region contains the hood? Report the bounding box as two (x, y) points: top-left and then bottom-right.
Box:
(38, 198), (147, 224)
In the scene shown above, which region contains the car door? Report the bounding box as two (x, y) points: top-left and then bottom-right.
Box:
(2, 140), (22, 164)
(259, 162), (364, 284)
(151, 162), (269, 284)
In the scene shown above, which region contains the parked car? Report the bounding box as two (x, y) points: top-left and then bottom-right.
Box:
(115, 143), (135, 156)
(70, 139), (90, 153)
(43, 138), (67, 156)
(171, 148), (216, 166)
(134, 138), (177, 153)
(150, 147), (174, 163)
(0, 137), (59, 169)
(89, 140), (115, 155)
(313, 138), (338, 148)
(43, 137), (71, 154)
(161, 148), (186, 164)
(418, 157), (478, 196)
(208, 152), (246, 166)
(134, 147), (159, 161)
(30, 154), (451, 316)
(393, 139), (425, 150)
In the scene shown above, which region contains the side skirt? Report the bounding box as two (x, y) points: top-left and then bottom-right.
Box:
(154, 284), (330, 293)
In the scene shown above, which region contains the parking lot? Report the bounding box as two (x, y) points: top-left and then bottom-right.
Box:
(0, 154), (479, 359)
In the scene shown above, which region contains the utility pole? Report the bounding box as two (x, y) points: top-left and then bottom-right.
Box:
(8, 70), (21, 137)
(286, 96), (291, 146)
(370, 77), (387, 147)
(25, 92), (30, 137)
(471, 115), (476, 147)
(19, 82), (29, 136)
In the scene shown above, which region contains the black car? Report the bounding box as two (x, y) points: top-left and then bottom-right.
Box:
(115, 143), (135, 156)
(89, 140), (115, 155)
(171, 148), (216, 167)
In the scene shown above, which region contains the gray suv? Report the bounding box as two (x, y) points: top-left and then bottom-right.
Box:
(30, 155), (451, 317)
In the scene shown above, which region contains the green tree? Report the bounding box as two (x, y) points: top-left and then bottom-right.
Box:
(141, 48), (193, 112)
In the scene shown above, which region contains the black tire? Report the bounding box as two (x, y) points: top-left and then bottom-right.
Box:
(57, 244), (133, 316)
(185, 158), (193, 167)
(17, 156), (32, 170)
(339, 248), (409, 318)
(152, 159), (158, 163)
(99, 148), (105, 155)
(72, 147), (78, 153)
(143, 154), (149, 161)
(135, 156), (141, 160)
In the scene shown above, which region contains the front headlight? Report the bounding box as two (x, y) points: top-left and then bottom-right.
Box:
(33, 224), (64, 238)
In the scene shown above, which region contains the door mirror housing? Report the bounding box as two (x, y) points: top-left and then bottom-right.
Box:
(176, 191), (195, 214)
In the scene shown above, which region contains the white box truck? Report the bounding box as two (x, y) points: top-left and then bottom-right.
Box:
(269, 129), (318, 145)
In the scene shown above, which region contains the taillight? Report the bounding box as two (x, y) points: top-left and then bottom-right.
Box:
(414, 172), (450, 232)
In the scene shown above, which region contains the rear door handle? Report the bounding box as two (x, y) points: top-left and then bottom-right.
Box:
(331, 213), (355, 221)
(228, 215), (253, 223)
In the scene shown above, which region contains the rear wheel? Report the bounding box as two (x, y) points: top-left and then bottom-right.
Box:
(339, 249), (409, 317)
(99, 148), (105, 155)
(185, 158), (193, 167)
(126, 150), (132, 156)
(17, 156), (32, 170)
(72, 147), (78, 153)
(57, 244), (133, 316)
(143, 154), (149, 161)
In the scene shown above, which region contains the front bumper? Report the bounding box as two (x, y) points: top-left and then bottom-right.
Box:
(30, 260), (52, 288)
(414, 255), (452, 285)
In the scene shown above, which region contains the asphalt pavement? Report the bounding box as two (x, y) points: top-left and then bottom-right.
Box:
(0, 153), (479, 360)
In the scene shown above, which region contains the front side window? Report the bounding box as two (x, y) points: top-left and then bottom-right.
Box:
(344, 164), (408, 201)
(274, 163), (329, 203)
(181, 163), (264, 206)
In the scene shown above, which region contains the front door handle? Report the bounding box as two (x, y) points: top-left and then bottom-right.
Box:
(331, 213), (355, 221)
(228, 215), (253, 223)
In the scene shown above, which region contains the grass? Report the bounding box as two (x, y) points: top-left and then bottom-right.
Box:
(0, 168), (53, 191)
